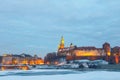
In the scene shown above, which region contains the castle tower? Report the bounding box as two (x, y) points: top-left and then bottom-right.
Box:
(103, 42), (111, 56)
(58, 36), (65, 49)
(103, 42), (111, 62)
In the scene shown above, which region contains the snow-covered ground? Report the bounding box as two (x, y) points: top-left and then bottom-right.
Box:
(0, 69), (120, 80)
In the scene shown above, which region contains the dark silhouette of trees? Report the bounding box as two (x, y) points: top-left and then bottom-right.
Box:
(44, 52), (58, 64)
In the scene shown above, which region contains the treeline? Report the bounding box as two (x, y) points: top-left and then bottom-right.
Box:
(44, 52), (58, 64)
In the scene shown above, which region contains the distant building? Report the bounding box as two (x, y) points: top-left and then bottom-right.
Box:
(111, 46), (120, 56)
(111, 47), (120, 64)
(2, 54), (13, 65)
(1, 53), (44, 65)
(10, 54), (23, 65)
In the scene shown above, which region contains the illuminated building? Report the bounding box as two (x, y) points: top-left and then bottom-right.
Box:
(2, 54), (13, 65)
(34, 58), (44, 65)
(0, 53), (44, 70)
(111, 47), (120, 64)
(57, 37), (120, 64)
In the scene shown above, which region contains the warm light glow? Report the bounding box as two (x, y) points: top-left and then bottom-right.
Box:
(74, 50), (101, 56)
(54, 61), (58, 65)
(35, 59), (44, 65)
(107, 52), (111, 56)
(22, 59), (28, 65)
(21, 66), (29, 70)
(2, 55), (12, 65)
(12, 59), (18, 65)
(115, 55), (119, 64)
(29, 60), (35, 65)
(58, 36), (65, 49)
(1, 66), (5, 71)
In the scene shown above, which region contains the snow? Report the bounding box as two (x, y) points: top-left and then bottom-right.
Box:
(0, 70), (120, 80)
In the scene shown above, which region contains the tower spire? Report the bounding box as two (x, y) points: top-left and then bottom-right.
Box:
(58, 36), (65, 49)
(61, 36), (64, 45)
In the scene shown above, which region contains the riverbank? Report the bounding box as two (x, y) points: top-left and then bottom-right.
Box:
(74, 64), (120, 72)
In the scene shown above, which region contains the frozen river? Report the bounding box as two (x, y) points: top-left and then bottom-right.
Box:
(0, 69), (120, 80)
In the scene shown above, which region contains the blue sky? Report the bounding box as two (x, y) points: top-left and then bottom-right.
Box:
(0, 0), (120, 57)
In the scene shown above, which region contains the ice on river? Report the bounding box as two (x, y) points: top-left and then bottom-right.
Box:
(0, 69), (120, 80)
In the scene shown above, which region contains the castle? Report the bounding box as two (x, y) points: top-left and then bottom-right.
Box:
(57, 36), (120, 64)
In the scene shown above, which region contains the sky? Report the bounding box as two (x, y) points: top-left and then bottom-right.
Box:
(0, 0), (120, 57)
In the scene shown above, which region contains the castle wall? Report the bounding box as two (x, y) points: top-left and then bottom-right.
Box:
(73, 49), (105, 57)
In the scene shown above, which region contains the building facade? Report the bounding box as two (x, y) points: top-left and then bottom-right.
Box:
(57, 37), (120, 64)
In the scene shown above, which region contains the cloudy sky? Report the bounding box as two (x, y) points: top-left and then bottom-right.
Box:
(0, 0), (120, 57)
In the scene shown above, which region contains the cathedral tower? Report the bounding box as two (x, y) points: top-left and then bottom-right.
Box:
(58, 36), (65, 49)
